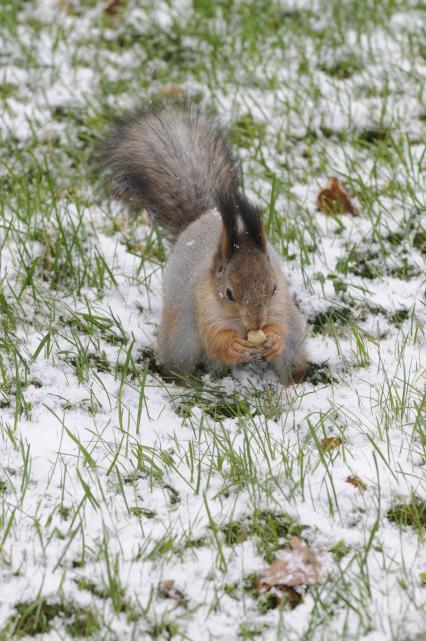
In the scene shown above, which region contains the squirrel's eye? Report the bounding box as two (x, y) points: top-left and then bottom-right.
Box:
(226, 288), (234, 302)
(272, 284), (277, 295)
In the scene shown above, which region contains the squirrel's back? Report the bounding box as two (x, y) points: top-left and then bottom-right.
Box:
(101, 106), (240, 241)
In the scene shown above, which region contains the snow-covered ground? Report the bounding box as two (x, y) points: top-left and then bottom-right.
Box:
(0, 1), (425, 639)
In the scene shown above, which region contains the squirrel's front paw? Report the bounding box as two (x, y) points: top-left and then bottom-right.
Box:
(206, 329), (257, 366)
(262, 332), (283, 362)
(206, 329), (263, 366)
(229, 336), (257, 364)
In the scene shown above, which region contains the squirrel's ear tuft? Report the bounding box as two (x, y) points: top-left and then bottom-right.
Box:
(235, 194), (266, 251)
(216, 192), (238, 259)
(216, 191), (266, 255)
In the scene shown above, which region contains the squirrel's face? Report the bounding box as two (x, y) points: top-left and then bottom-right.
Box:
(216, 241), (277, 331)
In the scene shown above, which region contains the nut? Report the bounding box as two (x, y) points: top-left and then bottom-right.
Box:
(247, 330), (267, 346)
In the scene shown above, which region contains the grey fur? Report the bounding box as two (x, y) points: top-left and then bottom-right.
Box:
(158, 212), (219, 373)
(101, 106), (239, 241)
(159, 211), (307, 382)
(267, 246), (307, 384)
(270, 303), (307, 384)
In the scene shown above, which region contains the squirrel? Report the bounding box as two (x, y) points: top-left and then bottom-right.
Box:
(101, 105), (307, 385)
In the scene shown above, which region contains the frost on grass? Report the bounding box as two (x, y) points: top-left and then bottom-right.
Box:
(0, 1), (426, 640)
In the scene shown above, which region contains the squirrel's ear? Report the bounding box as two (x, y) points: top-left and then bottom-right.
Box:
(236, 194), (266, 252)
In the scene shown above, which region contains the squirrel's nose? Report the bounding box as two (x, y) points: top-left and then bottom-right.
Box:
(246, 310), (267, 331)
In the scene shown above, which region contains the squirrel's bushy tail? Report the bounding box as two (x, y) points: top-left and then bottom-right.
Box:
(101, 105), (240, 241)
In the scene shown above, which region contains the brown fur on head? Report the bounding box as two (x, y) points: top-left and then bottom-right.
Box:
(213, 193), (277, 331)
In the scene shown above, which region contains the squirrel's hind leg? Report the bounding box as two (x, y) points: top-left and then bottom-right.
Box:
(270, 307), (307, 386)
(157, 299), (203, 380)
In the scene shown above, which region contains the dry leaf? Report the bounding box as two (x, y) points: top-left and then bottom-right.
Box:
(159, 579), (186, 603)
(279, 585), (302, 608)
(159, 84), (187, 99)
(160, 579), (175, 595)
(256, 537), (330, 593)
(58, 0), (70, 12)
(321, 436), (343, 452)
(105, 0), (123, 16)
(346, 475), (367, 491)
(317, 177), (356, 215)
(260, 585), (302, 609)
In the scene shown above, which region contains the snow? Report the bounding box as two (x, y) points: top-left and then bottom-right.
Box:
(0, 0), (425, 640)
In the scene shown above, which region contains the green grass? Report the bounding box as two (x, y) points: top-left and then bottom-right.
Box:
(221, 510), (305, 562)
(0, 0), (425, 640)
(387, 496), (426, 537)
(0, 598), (100, 639)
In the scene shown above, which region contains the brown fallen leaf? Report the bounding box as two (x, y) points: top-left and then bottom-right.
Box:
(159, 579), (186, 603)
(159, 84), (187, 99)
(346, 475), (367, 491)
(256, 537), (330, 594)
(321, 436), (343, 452)
(279, 585), (302, 608)
(58, 0), (70, 12)
(105, 0), (123, 16)
(160, 579), (175, 594)
(317, 177), (356, 215)
(259, 585), (302, 610)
